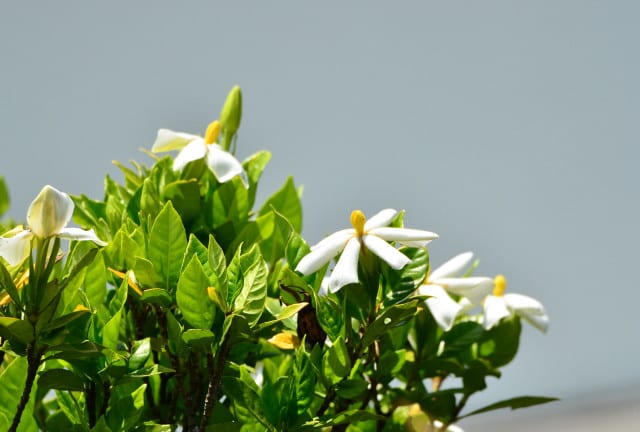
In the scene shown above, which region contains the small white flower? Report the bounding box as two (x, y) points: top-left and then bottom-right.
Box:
(0, 185), (106, 266)
(417, 252), (493, 331)
(151, 120), (248, 187)
(483, 274), (549, 333)
(295, 209), (438, 293)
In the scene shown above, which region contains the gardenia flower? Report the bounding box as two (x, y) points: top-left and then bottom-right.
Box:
(417, 252), (493, 331)
(151, 120), (248, 187)
(0, 185), (106, 266)
(295, 209), (438, 293)
(483, 274), (549, 332)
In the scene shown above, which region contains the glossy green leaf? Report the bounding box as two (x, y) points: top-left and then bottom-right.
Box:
(478, 317), (522, 367)
(361, 300), (418, 348)
(234, 246), (268, 328)
(128, 338), (151, 371)
(176, 256), (216, 329)
(336, 379), (368, 399)
(383, 247), (428, 306)
(40, 310), (90, 333)
(148, 201), (187, 290)
(258, 176), (302, 233)
(84, 251), (107, 310)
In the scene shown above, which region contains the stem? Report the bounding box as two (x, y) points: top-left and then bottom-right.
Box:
(86, 381), (97, 428)
(99, 381), (110, 418)
(199, 335), (231, 430)
(8, 345), (43, 432)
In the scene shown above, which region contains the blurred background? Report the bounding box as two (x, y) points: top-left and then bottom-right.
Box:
(1, 2), (638, 430)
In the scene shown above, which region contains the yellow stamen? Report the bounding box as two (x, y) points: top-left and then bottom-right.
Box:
(493, 274), (507, 296)
(204, 120), (221, 144)
(350, 210), (366, 236)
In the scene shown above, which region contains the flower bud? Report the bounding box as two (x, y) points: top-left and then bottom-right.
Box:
(27, 185), (74, 238)
(219, 85), (242, 136)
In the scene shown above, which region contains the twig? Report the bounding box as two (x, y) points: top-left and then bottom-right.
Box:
(8, 345), (43, 432)
(199, 335), (231, 430)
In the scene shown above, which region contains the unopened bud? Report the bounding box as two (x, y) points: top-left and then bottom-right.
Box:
(220, 85), (242, 137)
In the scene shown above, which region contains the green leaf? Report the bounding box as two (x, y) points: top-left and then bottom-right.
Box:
(38, 369), (86, 391)
(176, 256), (216, 329)
(161, 179), (201, 224)
(256, 302), (308, 331)
(148, 201), (187, 290)
(104, 227), (139, 270)
(361, 300), (418, 348)
(285, 231), (311, 270)
(223, 374), (276, 432)
(0, 317), (34, 344)
(0, 263), (22, 308)
(129, 338), (151, 371)
(40, 310), (90, 333)
(383, 247), (428, 306)
(139, 288), (173, 308)
(441, 321), (486, 357)
(259, 176), (302, 233)
(461, 359), (500, 393)
(0, 357), (39, 432)
(243, 150), (271, 208)
(326, 336), (350, 379)
(102, 278), (128, 349)
(234, 246), (268, 328)
(478, 317), (522, 367)
(0, 176), (9, 217)
(460, 396), (559, 419)
(84, 251), (107, 310)
(336, 379), (368, 399)
(181, 328), (215, 351)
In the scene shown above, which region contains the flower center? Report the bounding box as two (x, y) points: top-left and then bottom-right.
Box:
(204, 120), (221, 144)
(350, 210), (366, 236)
(493, 274), (507, 296)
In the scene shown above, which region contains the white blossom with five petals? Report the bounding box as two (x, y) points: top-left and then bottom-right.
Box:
(295, 209), (438, 293)
(483, 274), (549, 332)
(0, 185), (106, 266)
(417, 252), (493, 331)
(151, 120), (248, 187)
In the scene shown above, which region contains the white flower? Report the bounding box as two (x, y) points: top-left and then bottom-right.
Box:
(483, 274), (549, 333)
(151, 120), (248, 187)
(417, 252), (493, 331)
(295, 209), (438, 293)
(0, 185), (106, 266)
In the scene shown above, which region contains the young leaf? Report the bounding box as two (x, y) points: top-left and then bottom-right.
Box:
(361, 300), (418, 348)
(176, 256), (216, 329)
(0, 176), (9, 217)
(148, 201), (187, 290)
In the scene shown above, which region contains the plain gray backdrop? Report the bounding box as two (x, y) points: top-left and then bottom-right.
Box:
(2, 1), (639, 428)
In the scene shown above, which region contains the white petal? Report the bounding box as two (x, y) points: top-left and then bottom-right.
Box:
(295, 231), (353, 275)
(504, 293), (549, 333)
(58, 228), (107, 246)
(0, 231), (33, 266)
(362, 234), (409, 270)
(329, 238), (361, 292)
(420, 284), (463, 331)
(151, 129), (198, 153)
(437, 277), (494, 305)
(363, 208), (397, 230)
(310, 229), (354, 251)
(429, 252), (475, 280)
(172, 139), (208, 171)
(368, 227), (438, 247)
(206, 145), (249, 187)
(483, 295), (511, 329)
(27, 185), (74, 238)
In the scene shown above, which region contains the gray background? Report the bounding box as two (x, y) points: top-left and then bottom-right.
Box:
(2, 2), (639, 429)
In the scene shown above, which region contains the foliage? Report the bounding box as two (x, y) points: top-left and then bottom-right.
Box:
(0, 87), (556, 431)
